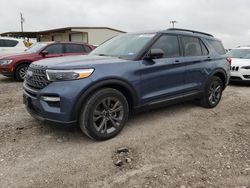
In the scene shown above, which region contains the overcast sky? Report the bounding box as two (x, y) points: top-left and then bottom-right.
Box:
(0, 0), (249, 48)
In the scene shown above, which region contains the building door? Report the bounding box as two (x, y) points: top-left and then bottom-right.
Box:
(70, 33), (87, 42)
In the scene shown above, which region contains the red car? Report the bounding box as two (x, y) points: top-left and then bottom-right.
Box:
(0, 42), (95, 81)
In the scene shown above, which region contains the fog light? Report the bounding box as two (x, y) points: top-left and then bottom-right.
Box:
(41, 96), (60, 102)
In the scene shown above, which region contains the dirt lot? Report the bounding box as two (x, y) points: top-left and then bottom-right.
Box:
(0, 75), (249, 188)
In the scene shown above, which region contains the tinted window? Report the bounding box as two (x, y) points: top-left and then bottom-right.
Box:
(0, 39), (18, 47)
(200, 40), (209, 55)
(151, 35), (180, 58)
(45, 44), (63, 54)
(207, 39), (225, 55)
(182, 36), (202, 56)
(65, 44), (86, 53)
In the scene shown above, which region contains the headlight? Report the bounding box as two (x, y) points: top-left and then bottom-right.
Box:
(0, 60), (13, 65)
(46, 69), (94, 81)
(241, 66), (250, 69)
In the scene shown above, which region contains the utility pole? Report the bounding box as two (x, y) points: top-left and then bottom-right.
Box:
(20, 13), (24, 34)
(170, 20), (177, 28)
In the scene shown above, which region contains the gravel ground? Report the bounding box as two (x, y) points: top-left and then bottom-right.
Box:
(0, 75), (249, 188)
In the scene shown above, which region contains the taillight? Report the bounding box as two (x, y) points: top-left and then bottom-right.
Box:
(226, 57), (232, 65)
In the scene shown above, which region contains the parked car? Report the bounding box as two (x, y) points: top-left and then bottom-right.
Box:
(0, 37), (27, 56)
(0, 42), (95, 81)
(227, 46), (250, 82)
(23, 28), (230, 140)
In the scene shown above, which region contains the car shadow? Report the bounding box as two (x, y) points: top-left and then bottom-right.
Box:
(229, 81), (250, 87)
(0, 76), (16, 83)
(37, 101), (197, 143)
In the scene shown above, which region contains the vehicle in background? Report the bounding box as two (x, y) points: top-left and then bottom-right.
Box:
(227, 46), (250, 82)
(0, 37), (27, 56)
(0, 42), (95, 81)
(23, 28), (230, 140)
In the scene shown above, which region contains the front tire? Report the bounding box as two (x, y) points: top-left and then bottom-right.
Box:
(15, 64), (29, 81)
(79, 88), (129, 140)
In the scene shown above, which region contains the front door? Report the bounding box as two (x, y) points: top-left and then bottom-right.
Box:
(140, 34), (185, 105)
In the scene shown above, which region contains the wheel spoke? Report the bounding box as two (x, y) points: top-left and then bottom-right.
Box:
(101, 120), (107, 133)
(110, 106), (123, 113)
(109, 117), (119, 128)
(97, 118), (106, 132)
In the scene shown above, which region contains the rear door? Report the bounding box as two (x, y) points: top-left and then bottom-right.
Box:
(140, 34), (186, 104)
(180, 36), (210, 93)
(64, 43), (88, 56)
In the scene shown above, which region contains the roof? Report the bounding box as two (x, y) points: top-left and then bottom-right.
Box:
(0, 27), (126, 38)
(38, 27), (126, 34)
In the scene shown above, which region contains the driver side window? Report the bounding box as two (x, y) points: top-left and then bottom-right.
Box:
(45, 44), (63, 54)
(151, 35), (180, 58)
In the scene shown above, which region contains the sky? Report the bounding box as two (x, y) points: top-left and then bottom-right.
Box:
(0, 0), (249, 48)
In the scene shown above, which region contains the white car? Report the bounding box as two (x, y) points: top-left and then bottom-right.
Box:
(0, 37), (27, 56)
(228, 46), (250, 82)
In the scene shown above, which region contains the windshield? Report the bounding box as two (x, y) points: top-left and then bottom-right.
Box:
(228, 49), (250, 59)
(90, 33), (156, 60)
(26, 43), (47, 53)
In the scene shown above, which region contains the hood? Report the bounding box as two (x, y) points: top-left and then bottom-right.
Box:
(33, 55), (130, 69)
(0, 52), (34, 60)
(231, 58), (250, 67)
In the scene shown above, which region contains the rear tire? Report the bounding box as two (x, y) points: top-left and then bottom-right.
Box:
(200, 76), (223, 108)
(79, 88), (129, 140)
(15, 64), (29, 81)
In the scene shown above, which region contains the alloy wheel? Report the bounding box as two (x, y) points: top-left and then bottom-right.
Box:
(19, 66), (28, 80)
(92, 97), (124, 134)
(208, 80), (222, 105)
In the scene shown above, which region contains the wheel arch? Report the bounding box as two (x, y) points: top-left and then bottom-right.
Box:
(13, 61), (32, 79)
(210, 68), (228, 89)
(72, 78), (139, 121)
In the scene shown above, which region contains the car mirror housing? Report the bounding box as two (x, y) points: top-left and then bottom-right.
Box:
(40, 50), (49, 56)
(144, 49), (164, 60)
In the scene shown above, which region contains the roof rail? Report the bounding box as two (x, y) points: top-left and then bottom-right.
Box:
(167, 28), (214, 37)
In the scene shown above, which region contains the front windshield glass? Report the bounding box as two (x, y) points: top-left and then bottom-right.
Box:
(26, 43), (47, 53)
(228, 49), (250, 59)
(90, 33), (156, 60)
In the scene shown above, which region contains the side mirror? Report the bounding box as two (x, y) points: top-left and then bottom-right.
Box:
(144, 49), (164, 59)
(40, 50), (48, 57)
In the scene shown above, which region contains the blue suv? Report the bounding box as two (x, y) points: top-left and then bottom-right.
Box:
(23, 28), (230, 140)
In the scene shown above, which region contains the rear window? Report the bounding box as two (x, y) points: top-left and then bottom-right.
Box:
(228, 49), (250, 59)
(207, 39), (225, 55)
(0, 39), (18, 47)
(65, 44), (86, 53)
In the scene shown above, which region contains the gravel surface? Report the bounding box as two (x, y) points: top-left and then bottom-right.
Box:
(0, 75), (249, 188)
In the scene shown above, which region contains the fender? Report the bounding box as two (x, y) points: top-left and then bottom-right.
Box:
(71, 78), (139, 121)
(207, 68), (228, 89)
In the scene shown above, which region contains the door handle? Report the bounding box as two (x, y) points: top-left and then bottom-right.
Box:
(173, 60), (181, 65)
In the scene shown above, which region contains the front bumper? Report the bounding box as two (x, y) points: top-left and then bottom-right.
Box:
(0, 65), (13, 77)
(230, 68), (250, 82)
(23, 78), (92, 125)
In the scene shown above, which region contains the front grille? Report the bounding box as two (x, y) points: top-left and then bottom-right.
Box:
(25, 64), (50, 89)
(243, 75), (250, 79)
(230, 66), (239, 71)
